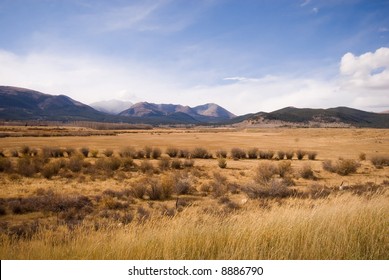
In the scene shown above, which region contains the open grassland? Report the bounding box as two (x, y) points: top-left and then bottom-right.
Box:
(0, 127), (388, 259)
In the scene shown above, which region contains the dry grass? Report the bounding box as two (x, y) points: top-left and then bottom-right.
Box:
(0, 194), (387, 260)
(0, 127), (388, 260)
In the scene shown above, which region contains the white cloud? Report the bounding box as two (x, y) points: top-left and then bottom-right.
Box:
(300, 0), (311, 7)
(340, 47), (389, 89)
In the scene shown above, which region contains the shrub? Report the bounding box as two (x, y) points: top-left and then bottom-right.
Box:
(122, 157), (136, 171)
(258, 150), (274, 160)
(103, 149), (114, 157)
(277, 151), (286, 160)
(359, 152), (366, 161)
(17, 157), (40, 177)
(285, 151), (294, 160)
(183, 159), (195, 168)
(215, 149), (227, 158)
(0, 149), (5, 157)
(231, 147), (246, 160)
(335, 159), (359, 176)
(307, 151), (318, 160)
(30, 148), (38, 157)
(217, 157), (227, 169)
(68, 155), (84, 172)
(136, 149), (146, 159)
(175, 176), (193, 195)
(247, 148), (259, 159)
(146, 179), (163, 200)
(243, 180), (294, 199)
(160, 174), (174, 199)
(131, 182), (147, 199)
(96, 157), (121, 171)
(144, 146), (152, 159)
(41, 161), (61, 179)
(192, 147), (212, 159)
(166, 147), (179, 158)
(299, 164), (316, 180)
(322, 160), (334, 172)
(140, 160), (154, 173)
(254, 162), (278, 184)
(322, 159), (359, 176)
(211, 172), (228, 197)
(119, 147), (136, 158)
(80, 147), (89, 157)
(50, 147), (65, 158)
(158, 156), (171, 171)
(64, 147), (75, 157)
(277, 161), (292, 178)
(10, 149), (19, 157)
(171, 159), (182, 169)
(0, 157), (12, 172)
(151, 147), (162, 159)
(370, 155), (389, 168)
(90, 150), (99, 158)
(177, 149), (190, 158)
(20, 145), (30, 156)
(296, 150), (306, 160)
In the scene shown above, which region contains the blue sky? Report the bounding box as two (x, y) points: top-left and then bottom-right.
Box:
(0, 0), (388, 114)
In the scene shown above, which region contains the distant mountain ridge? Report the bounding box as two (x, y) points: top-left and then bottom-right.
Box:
(119, 102), (236, 123)
(0, 86), (235, 124)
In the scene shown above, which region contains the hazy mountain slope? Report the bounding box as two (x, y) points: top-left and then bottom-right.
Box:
(90, 100), (133, 114)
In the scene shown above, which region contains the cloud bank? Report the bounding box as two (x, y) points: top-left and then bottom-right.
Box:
(0, 47), (388, 115)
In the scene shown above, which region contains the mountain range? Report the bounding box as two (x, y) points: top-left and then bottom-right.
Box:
(1, 86), (389, 128)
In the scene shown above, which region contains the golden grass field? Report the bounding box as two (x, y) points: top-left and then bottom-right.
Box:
(0, 126), (388, 259)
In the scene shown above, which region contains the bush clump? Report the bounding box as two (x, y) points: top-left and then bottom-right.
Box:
(103, 149), (114, 157)
(215, 149), (227, 158)
(191, 147), (212, 159)
(322, 159), (359, 176)
(285, 151), (294, 160)
(217, 157), (227, 169)
(277, 151), (286, 160)
(80, 147), (89, 157)
(151, 147), (162, 159)
(296, 150), (306, 160)
(370, 155), (389, 168)
(307, 151), (318, 160)
(0, 157), (12, 172)
(299, 164), (316, 180)
(231, 148), (246, 160)
(171, 159), (182, 169)
(158, 156), (171, 171)
(119, 147), (136, 158)
(41, 161), (62, 179)
(258, 150), (274, 160)
(139, 160), (154, 173)
(254, 162), (278, 184)
(247, 148), (258, 159)
(166, 147), (179, 158)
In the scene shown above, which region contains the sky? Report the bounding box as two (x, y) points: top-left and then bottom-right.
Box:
(0, 0), (389, 115)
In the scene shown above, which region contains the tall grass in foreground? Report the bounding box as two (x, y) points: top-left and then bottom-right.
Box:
(0, 194), (388, 260)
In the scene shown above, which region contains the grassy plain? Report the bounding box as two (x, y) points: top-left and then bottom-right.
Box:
(0, 127), (388, 259)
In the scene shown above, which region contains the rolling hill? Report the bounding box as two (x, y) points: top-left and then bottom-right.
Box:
(234, 106), (389, 128)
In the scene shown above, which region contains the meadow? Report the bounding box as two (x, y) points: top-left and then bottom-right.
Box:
(0, 126), (388, 259)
